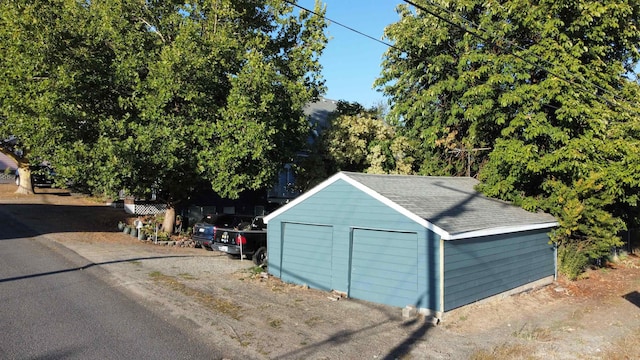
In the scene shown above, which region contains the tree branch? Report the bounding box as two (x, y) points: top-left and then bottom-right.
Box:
(137, 17), (165, 43)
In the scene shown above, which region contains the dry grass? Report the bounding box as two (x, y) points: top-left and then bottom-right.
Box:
(599, 327), (640, 360)
(304, 316), (322, 327)
(511, 323), (553, 342)
(149, 271), (242, 320)
(470, 343), (536, 360)
(177, 273), (197, 280)
(268, 318), (283, 328)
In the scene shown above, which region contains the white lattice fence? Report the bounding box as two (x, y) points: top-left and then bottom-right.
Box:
(124, 202), (167, 215)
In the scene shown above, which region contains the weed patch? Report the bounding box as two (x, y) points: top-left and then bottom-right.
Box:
(511, 323), (553, 342)
(247, 266), (265, 276)
(304, 316), (322, 327)
(178, 273), (197, 280)
(239, 332), (254, 347)
(470, 343), (535, 360)
(600, 327), (640, 360)
(149, 271), (242, 320)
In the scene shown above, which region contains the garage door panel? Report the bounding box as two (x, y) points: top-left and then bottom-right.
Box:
(352, 249), (417, 264)
(281, 223), (333, 291)
(353, 231), (416, 248)
(283, 256), (331, 269)
(285, 231), (331, 245)
(283, 251), (331, 274)
(283, 247), (332, 268)
(350, 229), (419, 308)
(282, 242), (332, 255)
(282, 268), (331, 288)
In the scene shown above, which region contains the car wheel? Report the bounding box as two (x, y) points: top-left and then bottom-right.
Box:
(252, 247), (267, 266)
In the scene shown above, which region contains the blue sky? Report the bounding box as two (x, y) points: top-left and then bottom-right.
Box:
(296, 1), (640, 109)
(297, 1), (402, 108)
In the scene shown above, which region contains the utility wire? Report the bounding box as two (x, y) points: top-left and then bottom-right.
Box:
(285, 0), (638, 114)
(283, 0), (404, 53)
(402, 2), (600, 97)
(402, 0), (638, 112)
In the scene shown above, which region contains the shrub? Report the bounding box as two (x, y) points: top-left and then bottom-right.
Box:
(558, 244), (590, 280)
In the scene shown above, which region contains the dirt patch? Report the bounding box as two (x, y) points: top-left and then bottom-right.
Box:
(2, 183), (639, 359)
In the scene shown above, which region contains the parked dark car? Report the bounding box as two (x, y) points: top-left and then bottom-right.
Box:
(15, 165), (55, 188)
(210, 216), (267, 265)
(191, 214), (236, 250)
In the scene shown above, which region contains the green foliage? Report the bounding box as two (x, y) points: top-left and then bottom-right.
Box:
(294, 101), (415, 189)
(0, 0), (328, 206)
(558, 244), (590, 281)
(324, 114), (391, 172)
(377, 0), (640, 269)
(248, 266), (265, 276)
(0, 0), (83, 166)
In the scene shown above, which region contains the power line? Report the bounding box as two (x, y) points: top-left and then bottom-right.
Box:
(285, 0), (638, 115)
(399, 2), (587, 93)
(401, 0), (639, 113)
(282, 0), (404, 53)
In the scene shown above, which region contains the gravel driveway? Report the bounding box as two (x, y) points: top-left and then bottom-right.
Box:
(2, 185), (639, 360)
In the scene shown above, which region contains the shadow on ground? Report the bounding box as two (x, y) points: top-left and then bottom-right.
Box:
(623, 291), (640, 308)
(0, 255), (198, 283)
(0, 199), (133, 240)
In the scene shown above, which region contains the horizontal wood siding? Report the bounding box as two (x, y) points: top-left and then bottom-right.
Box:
(350, 229), (418, 307)
(268, 179), (440, 310)
(272, 180), (416, 229)
(443, 229), (554, 311)
(280, 223), (333, 290)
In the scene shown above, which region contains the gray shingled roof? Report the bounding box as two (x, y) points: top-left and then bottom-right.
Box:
(342, 172), (557, 237)
(303, 97), (338, 130)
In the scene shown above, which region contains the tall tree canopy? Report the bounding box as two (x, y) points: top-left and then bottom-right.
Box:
(321, 102), (414, 175)
(0, 0), (85, 192)
(377, 0), (640, 269)
(295, 100), (413, 190)
(1, 0), (327, 230)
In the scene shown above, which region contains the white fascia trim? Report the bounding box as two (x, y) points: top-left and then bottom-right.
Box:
(338, 173), (451, 239)
(263, 172), (345, 224)
(445, 222), (559, 240)
(265, 172), (558, 242)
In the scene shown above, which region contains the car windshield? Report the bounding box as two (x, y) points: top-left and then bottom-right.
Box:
(199, 214), (257, 229)
(200, 214), (233, 226)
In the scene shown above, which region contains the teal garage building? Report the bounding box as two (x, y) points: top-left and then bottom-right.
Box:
(263, 172), (558, 315)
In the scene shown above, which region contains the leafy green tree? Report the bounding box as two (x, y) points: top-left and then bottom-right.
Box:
(1, 0), (328, 232)
(377, 0), (640, 269)
(323, 112), (414, 174)
(295, 100), (414, 188)
(0, 0), (85, 193)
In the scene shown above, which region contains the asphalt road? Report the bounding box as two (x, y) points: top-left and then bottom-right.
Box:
(0, 208), (221, 359)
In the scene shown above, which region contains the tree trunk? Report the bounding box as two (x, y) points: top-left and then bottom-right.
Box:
(15, 167), (34, 195)
(162, 206), (176, 234)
